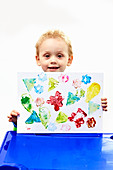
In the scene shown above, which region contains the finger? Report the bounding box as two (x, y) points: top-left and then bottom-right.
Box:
(11, 110), (20, 116)
(101, 102), (108, 107)
(10, 110), (20, 116)
(101, 102), (107, 106)
(13, 110), (20, 115)
(7, 115), (12, 119)
(8, 116), (17, 123)
(101, 104), (108, 108)
(102, 107), (108, 111)
(101, 98), (107, 101)
(8, 118), (13, 122)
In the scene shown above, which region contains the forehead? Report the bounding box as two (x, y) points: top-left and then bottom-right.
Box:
(39, 38), (68, 52)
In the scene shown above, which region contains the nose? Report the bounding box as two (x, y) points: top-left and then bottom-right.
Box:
(50, 55), (57, 64)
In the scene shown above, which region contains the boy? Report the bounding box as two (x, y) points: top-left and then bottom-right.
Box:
(8, 30), (107, 130)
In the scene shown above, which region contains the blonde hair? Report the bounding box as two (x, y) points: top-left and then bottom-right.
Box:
(35, 30), (73, 57)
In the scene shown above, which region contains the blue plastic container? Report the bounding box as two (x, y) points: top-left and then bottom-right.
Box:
(0, 131), (113, 169)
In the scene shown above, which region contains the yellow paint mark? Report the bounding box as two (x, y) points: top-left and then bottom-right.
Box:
(85, 82), (101, 103)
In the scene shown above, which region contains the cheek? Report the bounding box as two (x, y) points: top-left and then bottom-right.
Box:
(41, 60), (48, 66)
(40, 58), (46, 65)
(62, 58), (69, 66)
(40, 60), (48, 70)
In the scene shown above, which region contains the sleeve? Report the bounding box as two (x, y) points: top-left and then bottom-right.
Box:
(13, 122), (17, 131)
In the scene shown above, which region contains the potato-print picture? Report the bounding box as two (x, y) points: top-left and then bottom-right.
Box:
(17, 72), (103, 133)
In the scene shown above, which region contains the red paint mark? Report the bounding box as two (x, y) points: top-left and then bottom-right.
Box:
(27, 127), (31, 130)
(86, 117), (96, 128)
(68, 108), (87, 128)
(46, 91), (64, 111)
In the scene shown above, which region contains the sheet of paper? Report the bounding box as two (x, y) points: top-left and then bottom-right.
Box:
(17, 72), (103, 133)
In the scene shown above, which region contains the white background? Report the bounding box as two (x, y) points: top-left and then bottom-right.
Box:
(0, 0), (113, 146)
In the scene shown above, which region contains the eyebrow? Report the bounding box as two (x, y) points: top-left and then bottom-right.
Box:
(42, 50), (64, 53)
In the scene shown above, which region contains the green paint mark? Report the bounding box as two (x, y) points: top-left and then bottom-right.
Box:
(80, 89), (85, 98)
(23, 78), (36, 92)
(75, 89), (85, 98)
(48, 78), (59, 91)
(21, 94), (33, 113)
(39, 107), (51, 129)
(88, 101), (100, 115)
(56, 111), (68, 123)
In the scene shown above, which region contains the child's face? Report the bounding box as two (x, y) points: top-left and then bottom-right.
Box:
(36, 38), (72, 72)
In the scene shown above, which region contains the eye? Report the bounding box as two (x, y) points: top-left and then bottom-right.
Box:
(57, 54), (63, 58)
(44, 54), (50, 58)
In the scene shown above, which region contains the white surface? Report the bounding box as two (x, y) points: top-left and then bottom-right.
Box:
(17, 72), (103, 133)
(0, 0), (113, 146)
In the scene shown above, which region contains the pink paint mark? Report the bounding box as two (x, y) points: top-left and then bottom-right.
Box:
(61, 124), (71, 131)
(35, 97), (45, 107)
(27, 127), (31, 130)
(58, 74), (69, 83)
(72, 79), (82, 89)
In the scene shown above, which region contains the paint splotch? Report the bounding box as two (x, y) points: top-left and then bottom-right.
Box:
(66, 92), (80, 105)
(61, 124), (71, 131)
(58, 74), (69, 83)
(88, 101), (100, 115)
(21, 94), (33, 113)
(35, 97), (45, 107)
(48, 78), (59, 91)
(25, 110), (41, 124)
(56, 111), (68, 123)
(39, 107), (51, 129)
(23, 78), (36, 92)
(68, 108), (87, 128)
(81, 74), (91, 84)
(75, 89), (85, 98)
(46, 91), (64, 111)
(34, 84), (44, 94)
(72, 79), (82, 89)
(37, 73), (47, 82)
(47, 123), (57, 131)
(86, 117), (96, 128)
(85, 82), (101, 103)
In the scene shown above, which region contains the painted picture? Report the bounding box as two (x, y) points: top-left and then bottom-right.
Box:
(17, 72), (103, 133)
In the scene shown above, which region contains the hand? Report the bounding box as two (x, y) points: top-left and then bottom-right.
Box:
(101, 98), (108, 111)
(7, 110), (20, 125)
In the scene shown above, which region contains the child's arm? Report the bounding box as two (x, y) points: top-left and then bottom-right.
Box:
(7, 110), (20, 130)
(101, 98), (108, 111)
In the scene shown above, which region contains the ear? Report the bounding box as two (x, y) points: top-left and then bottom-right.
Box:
(67, 56), (73, 66)
(35, 56), (41, 66)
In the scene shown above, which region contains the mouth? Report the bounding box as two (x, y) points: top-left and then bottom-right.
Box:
(48, 67), (60, 70)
